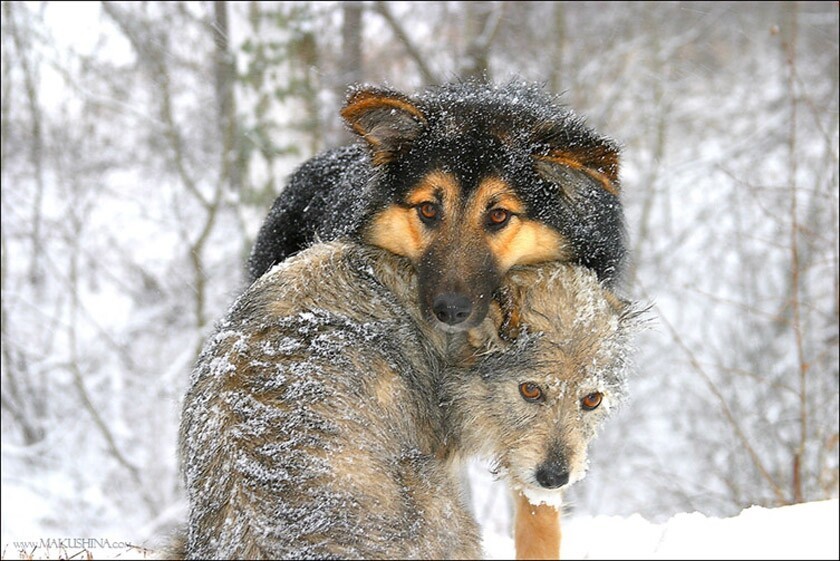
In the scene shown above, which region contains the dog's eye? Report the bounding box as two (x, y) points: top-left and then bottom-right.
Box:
(486, 208), (511, 230)
(581, 392), (603, 411)
(519, 382), (544, 403)
(417, 202), (440, 224)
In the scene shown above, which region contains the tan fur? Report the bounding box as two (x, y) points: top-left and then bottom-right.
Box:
(364, 171), (461, 261)
(469, 177), (527, 216)
(179, 242), (478, 559)
(470, 178), (570, 269)
(404, 170), (460, 207)
(445, 262), (638, 558)
(489, 218), (570, 270)
(156, 529), (187, 560)
(363, 205), (425, 260)
(535, 151), (620, 196)
(514, 492), (561, 560)
(342, 90), (427, 128)
(340, 90), (427, 166)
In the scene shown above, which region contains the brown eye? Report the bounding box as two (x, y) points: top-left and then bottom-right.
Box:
(581, 392), (603, 411)
(417, 202), (439, 224)
(486, 208), (511, 229)
(519, 382), (544, 403)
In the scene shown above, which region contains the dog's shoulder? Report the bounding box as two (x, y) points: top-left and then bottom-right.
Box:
(242, 241), (414, 326)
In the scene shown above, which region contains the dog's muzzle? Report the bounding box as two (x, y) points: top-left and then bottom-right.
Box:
(432, 292), (472, 326)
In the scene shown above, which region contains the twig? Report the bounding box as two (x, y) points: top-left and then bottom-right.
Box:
(637, 281), (788, 505)
(373, 2), (438, 84)
(782, 3), (808, 505)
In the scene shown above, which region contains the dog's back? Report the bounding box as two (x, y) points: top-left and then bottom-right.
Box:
(180, 242), (480, 559)
(247, 144), (373, 282)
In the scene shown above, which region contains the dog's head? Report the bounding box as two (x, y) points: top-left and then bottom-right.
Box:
(451, 262), (642, 501)
(342, 82), (625, 332)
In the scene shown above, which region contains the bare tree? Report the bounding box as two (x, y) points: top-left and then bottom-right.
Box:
(3, 2), (46, 288)
(459, 1), (503, 80)
(372, 1), (439, 84)
(213, 0), (243, 194)
(340, 1), (364, 86)
(102, 1), (226, 338)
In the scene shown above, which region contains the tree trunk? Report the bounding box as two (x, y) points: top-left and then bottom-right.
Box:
(213, 0), (242, 193)
(460, 1), (502, 81)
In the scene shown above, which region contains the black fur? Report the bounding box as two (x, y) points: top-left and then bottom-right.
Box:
(248, 80), (627, 287)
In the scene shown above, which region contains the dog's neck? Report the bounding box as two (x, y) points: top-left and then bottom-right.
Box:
(360, 243), (516, 460)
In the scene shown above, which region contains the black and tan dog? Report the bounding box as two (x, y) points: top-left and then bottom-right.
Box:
(179, 241), (639, 559)
(248, 81), (626, 334)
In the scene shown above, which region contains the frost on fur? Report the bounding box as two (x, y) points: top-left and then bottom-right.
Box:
(178, 241), (642, 558)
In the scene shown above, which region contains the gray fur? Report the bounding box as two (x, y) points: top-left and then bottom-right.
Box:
(177, 240), (639, 559)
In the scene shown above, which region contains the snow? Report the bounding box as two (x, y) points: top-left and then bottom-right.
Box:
(484, 499), (840, 561)
(2, 498), (836, 559)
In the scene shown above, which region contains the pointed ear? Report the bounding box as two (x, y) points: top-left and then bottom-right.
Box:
(533, 143), (621, 197)
(341, 87), (427, 165)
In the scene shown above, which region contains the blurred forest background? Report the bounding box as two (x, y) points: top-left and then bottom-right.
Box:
(1, 0), (838, 547)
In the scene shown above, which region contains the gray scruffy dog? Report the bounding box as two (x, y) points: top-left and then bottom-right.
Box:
(177, 240), (640, 559)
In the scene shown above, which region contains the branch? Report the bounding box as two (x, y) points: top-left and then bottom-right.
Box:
(101, 1), (207, 208)
(782, 2), (808, 505)
(472, 1), (504, 53)
(3, 2), (46, 288)
(64, 225), (159, 515)
(70, 360), (159, 514)
(373, 1), (438, 84)
(638, 281), (788, 505)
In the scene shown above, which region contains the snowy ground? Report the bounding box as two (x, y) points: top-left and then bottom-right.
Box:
(484, 499), (840, 560)
(1, 498), (837, 559)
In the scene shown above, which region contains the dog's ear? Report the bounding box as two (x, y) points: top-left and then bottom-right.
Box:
(341, 87), (427, 166)
(532, 135), (621, 198)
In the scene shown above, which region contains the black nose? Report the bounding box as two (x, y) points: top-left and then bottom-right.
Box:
(432, 293), (472, 325)
(535, 464), (570, 489)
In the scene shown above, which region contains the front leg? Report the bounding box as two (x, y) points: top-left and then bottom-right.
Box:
(513, 490), (561, 560)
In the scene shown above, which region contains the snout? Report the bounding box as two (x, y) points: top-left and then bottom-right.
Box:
(418, 240), (499, 332)
(432, 292), (473, 326)
(535, 461), (570, 489)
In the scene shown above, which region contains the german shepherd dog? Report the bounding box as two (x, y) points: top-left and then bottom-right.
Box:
(247, 81), (626, 333)
(178, 241), (639, 559)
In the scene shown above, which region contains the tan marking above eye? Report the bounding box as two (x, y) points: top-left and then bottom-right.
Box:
(367, 172), (570, 270)
(364, 170), (460, 260)
(405, 170), (459, 207)
(470, 177), (526, 217)
(461, 177), (569, 270)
